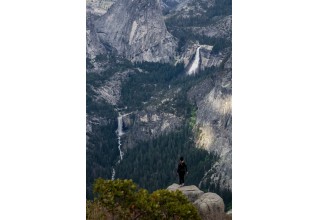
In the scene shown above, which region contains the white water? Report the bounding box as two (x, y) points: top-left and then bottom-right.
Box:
(112, 112), (132, 180)
(111, 167), (116, 180)
(117, 115), (124, 137)
(187, 46), (201, 75)
(117, 114), (125, 160)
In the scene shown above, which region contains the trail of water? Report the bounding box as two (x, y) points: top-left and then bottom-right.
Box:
(187, 46), (201, 75)
(111, 112), (132, 180)
(111, 167), (116, 180)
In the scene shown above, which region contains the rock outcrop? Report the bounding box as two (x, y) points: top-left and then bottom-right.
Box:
(194, 193), (225, 220)
(94, 0), (177, 63)
(167, 184), (228, 220)
(168, 184), (204, 202)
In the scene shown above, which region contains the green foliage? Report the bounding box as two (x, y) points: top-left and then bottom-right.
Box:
(189, 107), (197, 129)
(226, 201), (232, 212)
(87, 178), (201, 220)
(86, 200), (109, 220)
(151, 190), (201, 219)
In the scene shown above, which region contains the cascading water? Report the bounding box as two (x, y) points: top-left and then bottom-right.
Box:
(187, 46), (201, 75)
(116, 114), (124, 160)
(112, 114), (124, 180)
(112, 112), (132, 180)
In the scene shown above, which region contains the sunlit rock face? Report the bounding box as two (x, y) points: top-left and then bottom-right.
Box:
(94, 0), (177, 63)
(188, 69), (232, 192)
(201, 71), (231, 191)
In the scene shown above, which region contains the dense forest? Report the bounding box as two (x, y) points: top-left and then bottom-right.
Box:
(115, 123), (218, 192)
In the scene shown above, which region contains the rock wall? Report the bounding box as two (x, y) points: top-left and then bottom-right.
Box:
(187, 69), (232, 192)
(94, 0), (177, 63)
(86, 9), (108, 59)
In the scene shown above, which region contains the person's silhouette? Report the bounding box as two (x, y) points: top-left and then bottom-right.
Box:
(177, 157), (188, 186)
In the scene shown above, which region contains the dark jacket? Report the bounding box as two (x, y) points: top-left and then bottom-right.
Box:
(177, 161), (188, 174)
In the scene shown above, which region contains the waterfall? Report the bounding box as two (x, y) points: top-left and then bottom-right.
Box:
(117, 115), (124, 137)
(111, 167), (116, 180)
(117, 114), (124, 160)
(112, 113), (125, 180)
(187, 46), (201, 75)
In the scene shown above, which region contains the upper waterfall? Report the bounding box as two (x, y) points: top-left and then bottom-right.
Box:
(187, 46), (201, 75)
(117, 115), (124, 137)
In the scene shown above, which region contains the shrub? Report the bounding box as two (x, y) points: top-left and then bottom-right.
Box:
(87, 178), (201, 220)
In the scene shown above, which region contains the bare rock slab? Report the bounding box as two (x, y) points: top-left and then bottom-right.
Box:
(194, 192), (225, 220)
(167, 184), (204, 203)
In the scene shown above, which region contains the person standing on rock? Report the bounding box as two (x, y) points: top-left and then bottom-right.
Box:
(177, 157), (188, 186)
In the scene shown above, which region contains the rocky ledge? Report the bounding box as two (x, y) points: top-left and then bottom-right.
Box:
(167, 184), (231, 220)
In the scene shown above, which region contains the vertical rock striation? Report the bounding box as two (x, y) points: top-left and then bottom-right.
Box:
(95, 0), (177, 63)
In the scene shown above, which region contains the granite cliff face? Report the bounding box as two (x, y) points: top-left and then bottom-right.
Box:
(86, 9), (108, 60)
(193, 70), (232, 192)
(94, 0), (177, 63)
